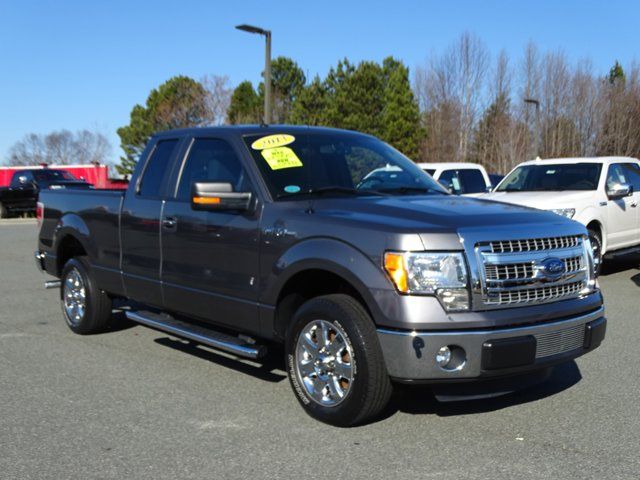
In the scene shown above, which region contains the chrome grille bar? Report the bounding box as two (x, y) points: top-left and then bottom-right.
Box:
(534, 323), (585, 358)
(477, 235), (588, 308)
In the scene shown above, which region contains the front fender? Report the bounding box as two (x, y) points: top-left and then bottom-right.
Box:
(261, 237), (393, 323)
(575, 208), (607, 252)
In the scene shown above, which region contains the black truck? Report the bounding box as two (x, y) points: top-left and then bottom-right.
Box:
(0, 169), (91, 217)
(35, 126), (606, 426)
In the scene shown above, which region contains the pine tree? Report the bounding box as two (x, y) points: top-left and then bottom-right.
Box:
(117, 76), (208, 175)
(380, 57), (422, 159)
(227, 81), (261, 124)
(289, 76), (328, 125)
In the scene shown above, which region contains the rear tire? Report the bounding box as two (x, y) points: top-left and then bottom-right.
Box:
(0, 202), (7, 219)
(588, 229), (603, 276)
(286, 294), (393, 427)
(60, 257), (113, 334)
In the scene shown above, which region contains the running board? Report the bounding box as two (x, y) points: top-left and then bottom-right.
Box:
(125, 310), (267, 360)
(605, 245), (640, 258)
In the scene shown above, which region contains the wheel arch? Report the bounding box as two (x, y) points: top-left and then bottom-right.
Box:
(264, 238), (391, 340)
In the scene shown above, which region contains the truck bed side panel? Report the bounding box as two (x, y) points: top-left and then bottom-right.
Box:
(39, 189), (125, 295)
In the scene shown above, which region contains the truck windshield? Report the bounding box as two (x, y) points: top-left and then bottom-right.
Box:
(242, 132), (448, 199)
(33, 170), (78, 181)
(496, 163), (602, 192)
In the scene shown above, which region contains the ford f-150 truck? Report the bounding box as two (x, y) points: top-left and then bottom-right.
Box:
(35, 126), (606, 426)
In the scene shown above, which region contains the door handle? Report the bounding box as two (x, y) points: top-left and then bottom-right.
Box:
(162, 217), (177, 229)
(631, 201), (638, 208)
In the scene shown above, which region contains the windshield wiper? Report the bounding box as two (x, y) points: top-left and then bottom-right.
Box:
(276, 186), (386, 199)
(376, 186), (447, 195)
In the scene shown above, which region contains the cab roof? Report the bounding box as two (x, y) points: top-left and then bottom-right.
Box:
(153, 124), (374, 139)
(517, 156), (640, 166)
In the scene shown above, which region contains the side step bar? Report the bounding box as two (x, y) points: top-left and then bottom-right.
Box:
(125, 310), (267, 360)
(605, 245), (640, 259)
(45, 280), (61, 289)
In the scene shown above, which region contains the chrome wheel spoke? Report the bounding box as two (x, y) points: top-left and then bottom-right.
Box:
(333, 360), (352, 380)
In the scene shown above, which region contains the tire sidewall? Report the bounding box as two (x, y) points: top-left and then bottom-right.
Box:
(588, 229), (603, 275)
(286, 298), (375, 425)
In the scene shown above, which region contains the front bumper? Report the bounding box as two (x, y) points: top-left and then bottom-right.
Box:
(378, 306), (605, 382)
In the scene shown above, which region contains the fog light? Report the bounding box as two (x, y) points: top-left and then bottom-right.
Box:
(436, 346), (452, 367)
(435, 345), (467, 371)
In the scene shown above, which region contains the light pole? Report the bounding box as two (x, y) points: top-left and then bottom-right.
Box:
(524, 98), (541, 158)
(236, 24), (272, 124)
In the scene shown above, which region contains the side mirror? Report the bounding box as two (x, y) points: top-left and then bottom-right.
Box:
(191, 181), (252, 212)
(607, 183), (632, 199)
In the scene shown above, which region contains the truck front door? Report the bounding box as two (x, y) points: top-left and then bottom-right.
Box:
(604, 162), (640, 249)
(160, 137), (261, 333)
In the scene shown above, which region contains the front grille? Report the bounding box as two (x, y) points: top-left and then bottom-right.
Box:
(485, 280), (585, 306)
(485, 256), (584, 281)
(489, 235), (580, 253)
(477, 234), (589, 309)
(534, 323), (585, 358)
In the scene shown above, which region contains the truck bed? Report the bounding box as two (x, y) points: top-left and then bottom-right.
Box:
(38, 189), (125, 291)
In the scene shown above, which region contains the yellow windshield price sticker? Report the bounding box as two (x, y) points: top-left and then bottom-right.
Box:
(261, 147), (303, 170)
(251, 134), (295, 150)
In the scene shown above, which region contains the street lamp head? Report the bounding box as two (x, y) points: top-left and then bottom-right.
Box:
(236, 24), (270, 36)
(524, 98), (540, 107)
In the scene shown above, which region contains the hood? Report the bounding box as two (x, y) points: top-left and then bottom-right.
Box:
(480, 190), (594, 210)
(311, 194), (578, 234)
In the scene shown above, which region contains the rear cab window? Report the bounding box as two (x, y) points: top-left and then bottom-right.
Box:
(137, 139), (180, 198)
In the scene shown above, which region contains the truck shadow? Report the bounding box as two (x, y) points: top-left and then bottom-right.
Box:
(381, 361), (582, 420)
(154, 337), (287, 383)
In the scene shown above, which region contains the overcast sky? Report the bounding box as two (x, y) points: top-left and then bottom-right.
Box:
(1, 0), (637, 164)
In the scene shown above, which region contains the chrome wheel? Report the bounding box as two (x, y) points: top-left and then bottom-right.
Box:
(63, 267), (86, 325)
(294, 319), (354, 407)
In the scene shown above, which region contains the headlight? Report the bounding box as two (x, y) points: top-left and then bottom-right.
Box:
(549, 208), (575, 219)
(384, 252), (470, 311)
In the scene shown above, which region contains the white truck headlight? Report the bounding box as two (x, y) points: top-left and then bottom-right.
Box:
(384, 252), (470, 311)
(549, 208), (575, 219)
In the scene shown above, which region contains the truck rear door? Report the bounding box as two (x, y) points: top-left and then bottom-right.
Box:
(120, 138), (183, 307)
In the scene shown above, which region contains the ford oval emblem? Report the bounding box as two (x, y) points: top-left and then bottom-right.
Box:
(537, 257), (566, 280)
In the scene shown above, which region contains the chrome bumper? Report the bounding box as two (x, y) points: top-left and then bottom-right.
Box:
(378, 306), (605, 381)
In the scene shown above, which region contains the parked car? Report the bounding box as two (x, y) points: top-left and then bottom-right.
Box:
(35, 126), (605, 426)
(484, 157), (640, 272)
(0, 168), (91, 217)
(417, 162), (492, 196)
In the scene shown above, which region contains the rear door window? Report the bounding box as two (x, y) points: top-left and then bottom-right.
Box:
(138, 139), (180, 198)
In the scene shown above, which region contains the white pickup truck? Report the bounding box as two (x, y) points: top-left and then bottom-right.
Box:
(484, 157), (640, 271)
(417, 162), (493, 196)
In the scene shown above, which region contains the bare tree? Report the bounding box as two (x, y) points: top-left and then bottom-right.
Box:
(6, 130), (112, 166)
(201, 74), (232, 125)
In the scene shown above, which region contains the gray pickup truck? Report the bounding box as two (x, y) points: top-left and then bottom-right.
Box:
(35, 126), (606, 426)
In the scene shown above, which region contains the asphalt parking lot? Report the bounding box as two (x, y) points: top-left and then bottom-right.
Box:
(1, 220), (639, 480)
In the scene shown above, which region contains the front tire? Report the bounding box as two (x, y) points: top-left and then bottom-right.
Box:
(286, 294), (392, 427)
(588, 229), (603, 276)
(0, 202), (7, 219)
(60, 257), (113, 334)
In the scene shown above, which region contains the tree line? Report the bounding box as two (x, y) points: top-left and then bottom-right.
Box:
(6, 33), (640, 176)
